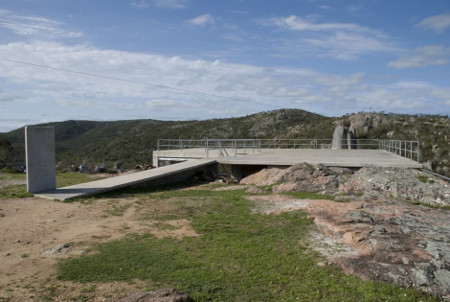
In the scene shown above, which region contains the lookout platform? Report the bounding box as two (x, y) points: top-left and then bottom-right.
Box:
(35, 138), (422, 201)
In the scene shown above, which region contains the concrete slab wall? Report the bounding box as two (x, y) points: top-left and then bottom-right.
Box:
(25, 127), (56, 193)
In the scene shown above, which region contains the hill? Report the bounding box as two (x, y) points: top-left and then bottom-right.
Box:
(0, 109), (448, 176)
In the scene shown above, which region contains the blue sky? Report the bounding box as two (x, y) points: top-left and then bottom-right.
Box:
(0, 0), (449, 132)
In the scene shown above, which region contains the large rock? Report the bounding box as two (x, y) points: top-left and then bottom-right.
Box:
(331, 123), (347, 149)
(78, 164), (90, 174)
(339, 167), (450, 206)
(118, 288), (192, 302)
(240, 163), (347, 195)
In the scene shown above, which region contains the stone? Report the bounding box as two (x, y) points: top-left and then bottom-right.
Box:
(118, 288), (192, 302)
(331, 123), (347, 149)
(78, 164), (91, 174)
(114, 162), (123, 170)
(14, 162), (26, 173)
(94, 165), (107, 173)
(44, 243), (71, 255)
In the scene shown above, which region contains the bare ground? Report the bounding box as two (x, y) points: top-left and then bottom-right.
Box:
(1, 179), (449, 300)
(0, 195), (197, 302)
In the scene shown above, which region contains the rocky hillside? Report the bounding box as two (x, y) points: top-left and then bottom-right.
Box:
(0, 109), (448, 176)
(337, 113), (449, 176)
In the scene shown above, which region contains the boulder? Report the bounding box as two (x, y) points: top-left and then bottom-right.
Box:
(114, 162), (123, 170)
(78, 164), (90, 174)
(331, 123), (347, 149)
(14, 162), (26, 173)
(94, 165), (107, 173)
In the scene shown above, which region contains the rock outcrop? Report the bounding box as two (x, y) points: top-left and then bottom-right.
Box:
(242, 164), (450, 298)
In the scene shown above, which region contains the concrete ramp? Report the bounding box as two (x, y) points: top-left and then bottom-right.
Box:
(35, 159), (217, 201)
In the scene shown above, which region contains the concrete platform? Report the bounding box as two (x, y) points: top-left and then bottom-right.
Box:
(35, 159), (216, 201)
(216, 149), (423, 168)
(35, 148), (421, 201)
(154, 148), (422, 169)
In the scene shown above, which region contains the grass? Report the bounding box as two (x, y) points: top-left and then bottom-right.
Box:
(414, 201), (450, 211)
(0, 185), (33, 199)
(0, 171), (107, 200)
(56, 172), (107, 187)
(58, 187), (436, 301)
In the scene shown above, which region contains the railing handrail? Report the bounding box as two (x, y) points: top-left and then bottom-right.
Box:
(156, 138), (420, 162)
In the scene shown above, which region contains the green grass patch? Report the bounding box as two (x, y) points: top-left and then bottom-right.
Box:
(0, 185), (33, 199)
(58, 188), (435, 301)
(56, 172), (107, 187)
(414, 202), (450, 211)
(283, 191), (335, 200)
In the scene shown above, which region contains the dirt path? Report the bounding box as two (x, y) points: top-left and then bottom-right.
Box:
(0, 196), (197, 301)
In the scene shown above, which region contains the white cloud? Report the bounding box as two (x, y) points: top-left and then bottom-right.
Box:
(270, 15), (369, 32)
(187, 14), (215, 27)
(347, 5), (362, 13)
(0, 10), (82, 39)
(0, 41), (448, 132)
(266, 15), (399, 60)
(417, 13), (450, 33)
(131, 0), (188, 9)
(388, 45), (449, 69)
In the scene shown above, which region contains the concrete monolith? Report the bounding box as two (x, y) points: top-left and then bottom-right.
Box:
(25, 126), (56, 193)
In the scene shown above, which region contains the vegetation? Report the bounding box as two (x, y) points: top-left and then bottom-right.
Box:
(57, 187), (436, 301)
(0, 171), (102, 200)
(0, 109), (448, 176)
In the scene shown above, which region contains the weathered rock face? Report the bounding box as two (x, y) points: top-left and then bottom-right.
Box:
(339, 167), (450, 207)
(241, 163), (449, 207)
(240, 163), (353, 195)
(347, 113), (388, 137)
(118, 288), (192, 302)
(301, 198), (450, 299)
(244, 164), (450, 298)
(331, 123), (347, 149)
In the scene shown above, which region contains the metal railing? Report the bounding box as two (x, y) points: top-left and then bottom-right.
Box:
(379, 139), (420, 162)
(157, 138), (420, 162)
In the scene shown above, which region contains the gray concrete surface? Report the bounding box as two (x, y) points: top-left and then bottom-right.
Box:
(35, 148), (421, 201)
(216, 149), (423, 168)
(154, 148), (422, 169)
(25, 126), (56, 193)
(35, 159), (216, 201)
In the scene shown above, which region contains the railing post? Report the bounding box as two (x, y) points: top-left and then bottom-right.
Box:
(410, 142), (412, 159)
(417, 141), (420, 162)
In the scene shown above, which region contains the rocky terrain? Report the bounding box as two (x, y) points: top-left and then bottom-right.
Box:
(241, 164), (450, 298)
